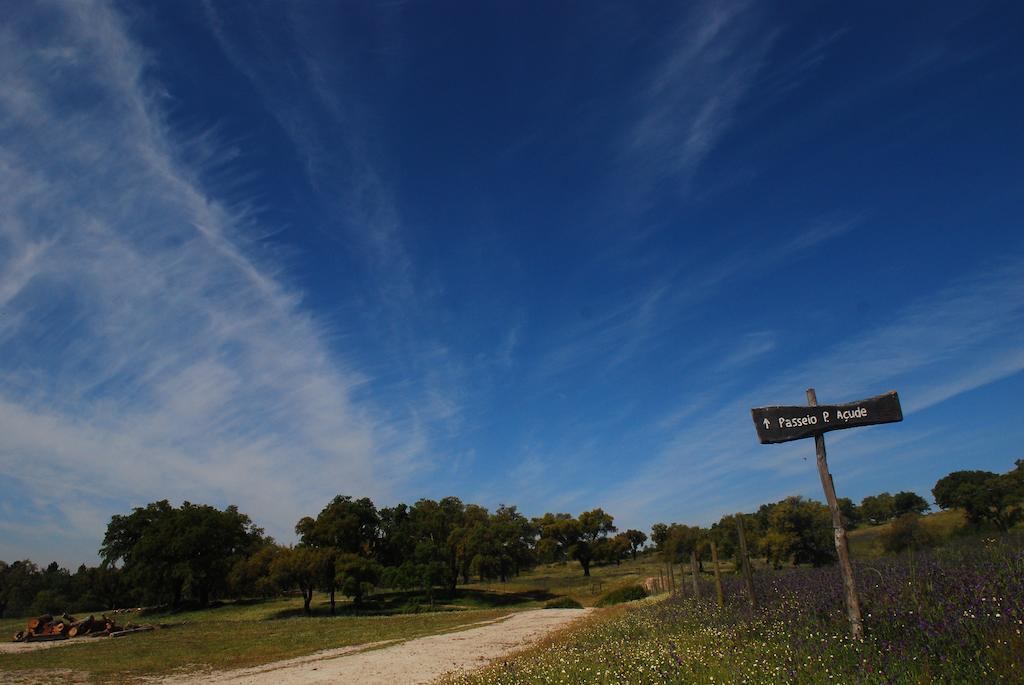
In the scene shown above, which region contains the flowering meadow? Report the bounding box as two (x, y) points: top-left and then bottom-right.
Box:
(444, 536), (1023, 684)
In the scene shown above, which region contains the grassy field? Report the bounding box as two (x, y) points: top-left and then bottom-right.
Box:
(443, 534), (1024, 684)
(0, 557), (664, 682)
(472, 555), (680, 606)
(847, 508), (967, 558)
(0, 596), (515, 682)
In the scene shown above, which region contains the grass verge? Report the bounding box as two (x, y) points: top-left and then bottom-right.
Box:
(470, 556), (671, 606)
(0, 608), (512, 682)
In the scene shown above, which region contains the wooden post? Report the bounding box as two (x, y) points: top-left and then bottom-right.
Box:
(669, 563), (676, 594)
(736, 514), (756, 608)
(807, 388), (863, 639)
(658, 569), (665, 594)
(710, 541), (725, 608)
(689, 550), (701, 599)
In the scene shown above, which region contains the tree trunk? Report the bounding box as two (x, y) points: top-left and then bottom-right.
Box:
(581, 560), (591, 577)
(303, 588), (313, 615)
(330, 589), (336, 615)
(199, 586), (209, 607)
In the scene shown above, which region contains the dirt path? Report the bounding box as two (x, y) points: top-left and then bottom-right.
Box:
(159, 608), (591, 685)
(0, 638), (85, 654)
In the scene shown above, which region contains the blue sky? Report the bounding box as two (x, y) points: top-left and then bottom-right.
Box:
(2, 1), (1022, 565)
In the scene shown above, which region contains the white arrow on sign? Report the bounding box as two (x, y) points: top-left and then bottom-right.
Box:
(763, 418), (770, 429)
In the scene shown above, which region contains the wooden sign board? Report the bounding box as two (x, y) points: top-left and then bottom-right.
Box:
(751, 391), (902, 444)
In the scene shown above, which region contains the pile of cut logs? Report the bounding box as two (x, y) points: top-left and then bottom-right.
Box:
(12, 613), (155, 642)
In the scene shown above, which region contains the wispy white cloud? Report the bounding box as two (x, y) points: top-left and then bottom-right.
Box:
(201, 0), (413, 295)
(624, 1), (776, 192)
(716, 331), (777, 371)
(531, 216), (857, 384)
(200, 1), (467, 441)
(0, 0), (425, 564)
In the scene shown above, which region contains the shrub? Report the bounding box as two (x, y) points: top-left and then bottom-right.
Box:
(544, 596), (583, 609)
(594, 585), (647, 607)
(882, 513), (939, 554)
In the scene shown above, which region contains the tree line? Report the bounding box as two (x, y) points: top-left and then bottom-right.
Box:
(0, 496), (642, 618)
(2, 460), (1020, 618)
(648, 460), (1022, 569)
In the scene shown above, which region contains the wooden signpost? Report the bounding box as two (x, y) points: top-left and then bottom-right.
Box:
(751, 391), (902, 445)
(751, 389), (903, 639)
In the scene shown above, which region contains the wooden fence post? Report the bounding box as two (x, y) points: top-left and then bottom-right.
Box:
(710, 541), (725, 608)
(736, 514), (757, 608)
(689, 550), (701, 599)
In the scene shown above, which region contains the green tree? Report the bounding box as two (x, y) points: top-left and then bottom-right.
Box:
(296, 496), (379, 555)
(450, 503), (491, 584)
(101, 500), (264, 607)
(658, 524), (704, 565)
(892, 491), (930, 517)
(334, 553), (382, 604)
(933, 469), (1021, 530)
(708, 513), (763, 566)
(296, 495), (379, 614)
(764, 497), (834, 567)
(0, 560), (42, 618)
(650, 523), (670, 550)
(409, 497), (465, 597)
(0, 560), (7, 617)
(270, 546), (323, 615)
(837, 497), (861, 529)
(1006, 460), (1024, 497)
(859, 492), (896, 525)
(622, 529), (648, 560)
(373, 497), (468, 605)
(604, 535), (631, 565)
(173, 502), (265, 606)
(100, 500), (181, 605)
(376, 503), (414, 568)
(412, 541), (449, 608)
(30, 588), (71, 615)
(228, 543), (283, 598)
(492, 505), (536, 578)
(461, 505), (536, 583)
(533, 513), (574, 564)
(571, 508), (617, 577)
(536, 509), (616, 577)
